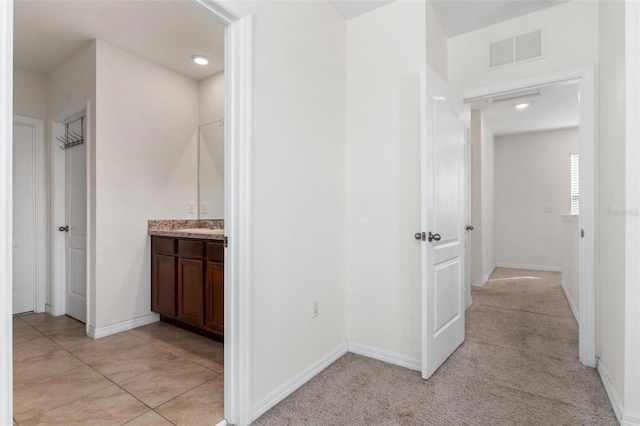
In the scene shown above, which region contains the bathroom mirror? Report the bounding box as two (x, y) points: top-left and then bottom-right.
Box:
(198, 71), (225, 219)
(198, 120), (225, 219)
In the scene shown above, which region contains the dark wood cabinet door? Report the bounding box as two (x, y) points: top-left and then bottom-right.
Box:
(152, 254), (176, 317)
(205, 261), (224, 334)
(177, 258), (204, 326)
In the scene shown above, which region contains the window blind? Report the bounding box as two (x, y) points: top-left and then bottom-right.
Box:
(570, 153), (580, 215)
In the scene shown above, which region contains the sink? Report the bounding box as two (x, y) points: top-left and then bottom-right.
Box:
(175, 228), (225, 235)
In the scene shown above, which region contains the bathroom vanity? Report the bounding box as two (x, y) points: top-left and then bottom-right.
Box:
(149, 221), (225, 341)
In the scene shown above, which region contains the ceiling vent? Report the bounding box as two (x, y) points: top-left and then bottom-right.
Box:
(487, 28), (545, 70)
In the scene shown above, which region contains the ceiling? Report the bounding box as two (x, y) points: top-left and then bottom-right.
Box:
(468, 81), (580, 136)
(13, 0), (572, 85)
(13, 0), (225, 80)
(431, 0), (569, 38)
(331, 0), (568, 37)
(12, 2), (580, 154)
(331, 1), (396, 20)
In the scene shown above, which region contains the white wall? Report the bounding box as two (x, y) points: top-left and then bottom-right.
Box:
(470, 110), (495, 285)
(494, 128), (578, 271)
(13, 68), (46, 120)
(623, 1), (640, 416)
(598, 1), (640, 419)
(425, 1), (447, 80)
(234, 1), (348, 413)
(46, 41), (97, 319)
(598, 0), (626, 412)
(345, 0), (444, 365)
(448, 1), (598, 93)
(561, 215), (579, 322)
(94, 40), (199, 329)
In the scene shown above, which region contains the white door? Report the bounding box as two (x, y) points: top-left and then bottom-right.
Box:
(13, 121), (36, 314)
(420, 65), (466, 379)
(63, 118), (87, 323)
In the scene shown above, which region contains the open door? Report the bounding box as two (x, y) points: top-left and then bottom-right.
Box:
(420, 64), (466, 379)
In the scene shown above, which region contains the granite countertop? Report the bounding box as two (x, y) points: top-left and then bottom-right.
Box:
(148, 219), (225, 241)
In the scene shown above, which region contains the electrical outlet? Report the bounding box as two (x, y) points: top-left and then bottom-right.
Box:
(188, 202), (196, 214)
(312, 299), (319, 318)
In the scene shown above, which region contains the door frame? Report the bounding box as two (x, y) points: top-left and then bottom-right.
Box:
(13, 115), (46, 314)
(51, 102), (90, 321)
(462, 65), (596, 368)
(0, 1), (13, 421)
(193, 2), (253, 425)
(0, 1), (253, 424)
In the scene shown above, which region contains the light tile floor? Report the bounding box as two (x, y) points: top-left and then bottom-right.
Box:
(12, 314), (224, 425)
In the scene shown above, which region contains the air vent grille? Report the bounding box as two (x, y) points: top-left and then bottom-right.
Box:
(489, 38), (514, 68)
(487, 28), (545, 70)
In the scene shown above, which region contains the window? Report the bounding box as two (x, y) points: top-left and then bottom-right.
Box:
(570, 153), (580, 215)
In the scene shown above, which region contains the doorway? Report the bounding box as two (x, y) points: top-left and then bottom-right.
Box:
(12, 116), (46, 315)
(2, 1), (252, 424)
(462, 66), (596, 367)
(52, 107), (88, 323)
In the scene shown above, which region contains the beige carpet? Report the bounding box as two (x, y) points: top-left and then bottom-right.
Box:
(252, 268), (617, 425)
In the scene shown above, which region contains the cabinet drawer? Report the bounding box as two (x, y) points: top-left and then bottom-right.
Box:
(153, 237), (176, 255)
(178, 240), (204, 258)
(207, 242), (224, 262)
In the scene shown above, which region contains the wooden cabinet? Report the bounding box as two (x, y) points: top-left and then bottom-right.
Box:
(177, 257), (204, 326)
(205, 261), (224, 334)
(151, 237), (177, 317)
(151, 236), (224, 340)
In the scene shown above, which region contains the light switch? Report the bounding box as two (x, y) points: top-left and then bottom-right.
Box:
(188, 202), (196, 214)
(201, 202), (209, 214)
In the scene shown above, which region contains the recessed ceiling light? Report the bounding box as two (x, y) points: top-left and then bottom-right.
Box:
(515, 103), (530, 109)
(192, 55), (209, 66)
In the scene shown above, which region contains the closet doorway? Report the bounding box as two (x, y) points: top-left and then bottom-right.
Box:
(12, 116), (45, 315)
(52, 105), (88, 323)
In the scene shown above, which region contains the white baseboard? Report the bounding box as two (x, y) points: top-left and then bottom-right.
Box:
(472, 264), (496, 287)
(214, 419), (228, 426)
(88, 312), (159, 339)
(560, 280), (580, 324)
(598, 359), (640, 425)
(495, 262), (562, 272)
(251, 342), (348, 422)
(44, 304), (52, 314)
(347, 341), (421, 372)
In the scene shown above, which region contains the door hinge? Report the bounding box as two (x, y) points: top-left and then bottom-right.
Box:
(581, 229), (585, 238)
(224, 236), (228, 248)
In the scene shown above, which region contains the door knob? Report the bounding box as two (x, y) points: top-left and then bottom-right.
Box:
(58, 225), (69, 232)
(428, 232), (441, 242)
(466, 225), (474, 231)
(414, 232), (425, 241)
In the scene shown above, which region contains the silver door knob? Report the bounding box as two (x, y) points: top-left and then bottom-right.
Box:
(428, 232), (441, 242)
(414, 232), (424, 241)
(466, 225), (474, 231)
(58, 225), (69, 232)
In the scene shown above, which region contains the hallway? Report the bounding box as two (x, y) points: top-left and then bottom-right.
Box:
(252, 268), (617, 425)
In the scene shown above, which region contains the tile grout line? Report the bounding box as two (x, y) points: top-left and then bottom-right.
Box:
(150, 375), (223, 424)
